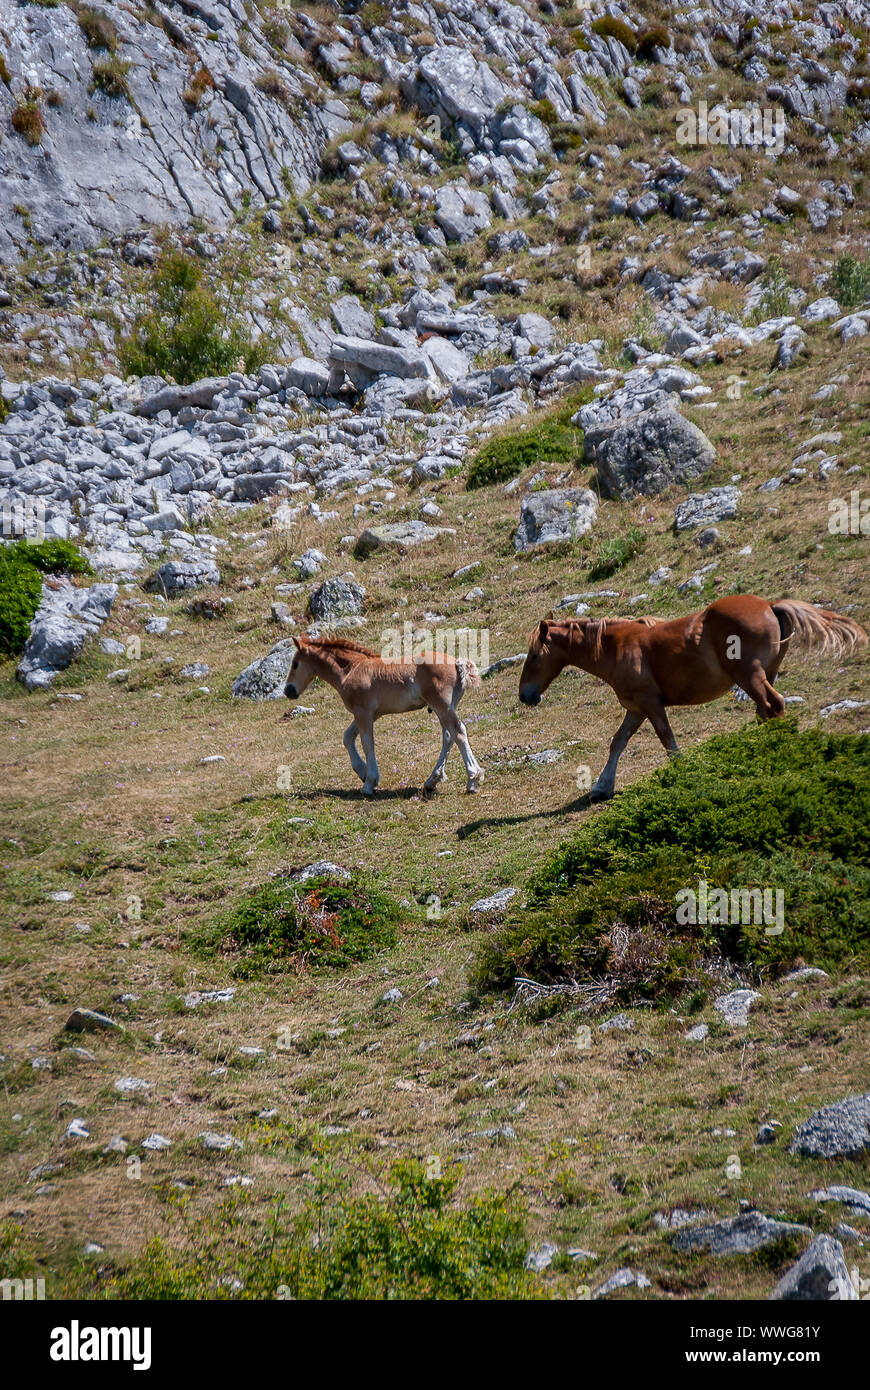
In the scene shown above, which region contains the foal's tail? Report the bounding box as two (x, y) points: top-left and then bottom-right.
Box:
(455, 659), (482, 692)
(772, 599), (868, 659)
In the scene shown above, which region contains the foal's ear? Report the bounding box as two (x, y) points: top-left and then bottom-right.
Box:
(538, 619), (550, 642)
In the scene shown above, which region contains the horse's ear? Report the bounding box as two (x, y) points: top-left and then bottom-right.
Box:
(545, 609), (554, 620)
(538, 619), (549, 642)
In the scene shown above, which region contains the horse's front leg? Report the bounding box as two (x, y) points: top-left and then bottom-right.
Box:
(590, 710), (644, 801)
(356, 712), (380, 796)
(342, 721), (367, 782)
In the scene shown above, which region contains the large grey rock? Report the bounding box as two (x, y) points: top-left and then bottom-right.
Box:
(809, 1186), (870, 1218)
(232, 638), (296, 700)
(354, 521), (451, 558)
(789, 1094), (870, 1159)
(434, 180), (492, 244)
(308, 577), (365, 623)
(672, 1212), (812, 1257)
(400, 47), (509, 140)
(284, 358), (331, 397)
(713, 989), (761, 1028)
(590, 407), (717, 501)
(144, 558), (219, 597)
(329, 336), (431, 380)
(674, 487), (741, 532)
(330, 295), (375, 341)
(136, 378), (228, 418)
(17, 578), (118, 690)
(513, 488), (597, 552)
(771, 1235), (856, 1301)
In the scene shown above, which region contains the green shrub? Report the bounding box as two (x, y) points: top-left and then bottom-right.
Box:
(591, 15), (638, 52)
(473, 722), (870, 995)
(119, 250), (263, 385)
(85, 1157), (540, 1300)
(466, 391), (589, 490)
(830, 253), (870, 308)
(0, 539), (93, 656)
(200, 872), (405, 974)
(587, 524), (645, 579)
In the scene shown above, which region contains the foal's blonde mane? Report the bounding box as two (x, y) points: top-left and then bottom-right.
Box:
(298, 636), (381, 659)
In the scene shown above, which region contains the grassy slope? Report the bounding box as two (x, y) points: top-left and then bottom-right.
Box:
(2, 0), (870, 1291)
(1, 332), (868, 1298)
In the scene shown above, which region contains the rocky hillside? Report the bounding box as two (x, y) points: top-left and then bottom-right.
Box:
(1, 0), (869, 1305)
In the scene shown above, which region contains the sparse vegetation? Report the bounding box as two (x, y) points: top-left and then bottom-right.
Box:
(11, 95), (45, 146)
(76, 5), (119, 51)
(587, 524), (646, 579)
(89, 56), (131, 99)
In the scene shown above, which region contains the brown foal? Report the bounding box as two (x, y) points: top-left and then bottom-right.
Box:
(284, 635), (484, 796)
(518, 594), (866, 800)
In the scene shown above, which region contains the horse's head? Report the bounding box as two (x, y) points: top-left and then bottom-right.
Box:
(284, 639), (317, 699)
(519, 618), (572, 706)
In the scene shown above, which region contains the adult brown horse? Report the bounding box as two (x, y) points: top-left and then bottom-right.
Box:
(518, 595), (866, 800)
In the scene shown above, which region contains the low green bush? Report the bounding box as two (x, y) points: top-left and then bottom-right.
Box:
(79, 1157), (540, 1300)
(119, 250), (265, 385)
(466, 390), (589, 490)
(473, 722), (870, 995)
(199, 872), (405, 974)
(587, 524), (645, 579)
(0, 539), (93, 656)
(830, 253), (870, 309)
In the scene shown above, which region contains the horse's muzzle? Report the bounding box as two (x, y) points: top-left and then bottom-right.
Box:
(285, 683), (298, 700)
(519, 688), (541, 707)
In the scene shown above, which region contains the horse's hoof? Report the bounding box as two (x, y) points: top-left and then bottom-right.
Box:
(589, 785), (613, 803)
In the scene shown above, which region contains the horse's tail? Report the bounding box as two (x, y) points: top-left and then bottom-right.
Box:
(456, 659), (482, 691)
(772, 598), (867, 659)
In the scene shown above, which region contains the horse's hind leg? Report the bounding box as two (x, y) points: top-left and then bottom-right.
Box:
(590, 710), (644, 801)
(736, 659), (786, 720)
(343, 721), (367, 782)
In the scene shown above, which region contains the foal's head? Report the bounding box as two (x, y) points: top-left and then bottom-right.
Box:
(284, 639), (318, 700)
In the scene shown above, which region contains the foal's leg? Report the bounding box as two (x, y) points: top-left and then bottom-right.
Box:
(342, 721), (367, 782)
(448, 709), (484, 792)
(590, 710), (644, 801)
(423, 722), (454, 793)
(356, 711), (380, 795)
